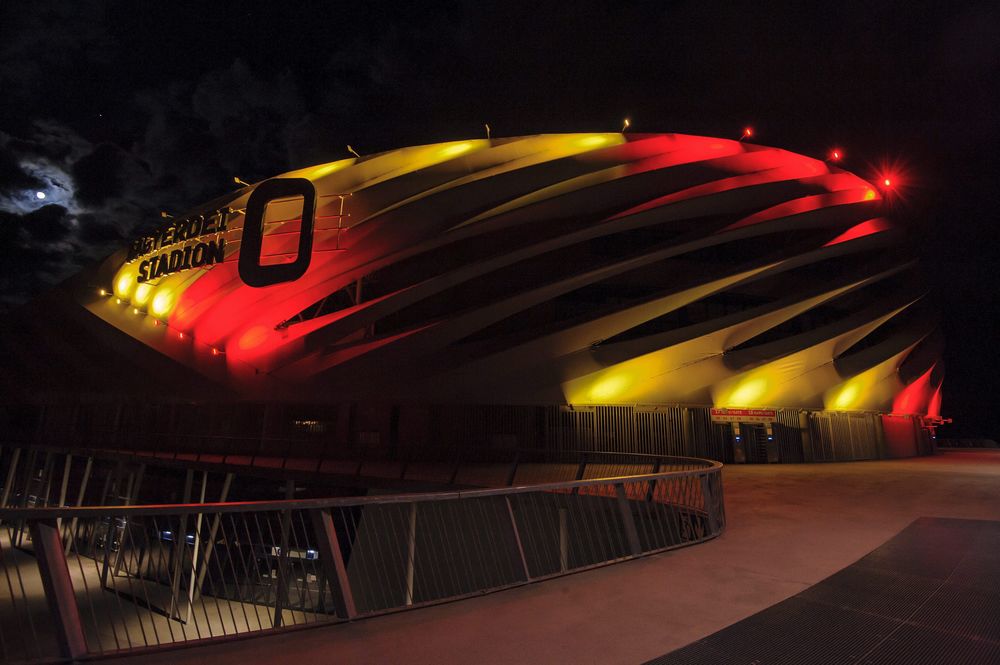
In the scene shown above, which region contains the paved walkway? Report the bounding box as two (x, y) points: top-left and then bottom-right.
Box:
(650, 517), (1000, 664)
(116, 452), (1000, 665)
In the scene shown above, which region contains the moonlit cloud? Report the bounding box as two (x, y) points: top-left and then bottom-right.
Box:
(0, 158), (76, 214)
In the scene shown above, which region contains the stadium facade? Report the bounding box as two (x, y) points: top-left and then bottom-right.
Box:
(0, 134), (943, 464)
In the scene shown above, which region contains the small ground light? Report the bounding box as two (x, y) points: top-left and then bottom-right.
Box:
(830, 149), (842, 161)
(178, 332), (185, 339)
(741, 127), (753, 140)
(883, 178), (892, 187)
(133, 308), (139, 315)
(99, 289), (107, 296)
(211, 347), (220, 356)
(115, 298), (121, 304)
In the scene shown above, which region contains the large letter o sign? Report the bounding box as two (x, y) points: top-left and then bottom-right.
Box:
(238, 178), (316, 287)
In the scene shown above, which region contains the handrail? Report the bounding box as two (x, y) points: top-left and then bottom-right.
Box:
(0, 459), (720, 520)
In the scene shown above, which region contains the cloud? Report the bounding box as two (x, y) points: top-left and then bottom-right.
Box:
(19, 204), (71, 243)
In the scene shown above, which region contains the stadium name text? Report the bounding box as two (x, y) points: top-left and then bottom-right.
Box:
(127, 208), (232, 283)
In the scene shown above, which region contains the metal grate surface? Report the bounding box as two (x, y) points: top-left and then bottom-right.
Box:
(648, 517), (1000, 665)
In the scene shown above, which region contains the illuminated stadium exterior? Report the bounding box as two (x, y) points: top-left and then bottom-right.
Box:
(1, 133), (943, 463)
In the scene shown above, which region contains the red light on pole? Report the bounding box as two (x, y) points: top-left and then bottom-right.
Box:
(829, 149), (842, 162)
(740, 127), (753, 141)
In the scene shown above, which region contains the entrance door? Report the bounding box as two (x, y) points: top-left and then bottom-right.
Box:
(743, 424), (769, 464)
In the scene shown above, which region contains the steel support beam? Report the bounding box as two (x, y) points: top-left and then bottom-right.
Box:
(30, 520), (88, 660)
(308, 507), (357, 619)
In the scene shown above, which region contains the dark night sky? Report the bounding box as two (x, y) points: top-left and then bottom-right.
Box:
(0, 1), (997, 436)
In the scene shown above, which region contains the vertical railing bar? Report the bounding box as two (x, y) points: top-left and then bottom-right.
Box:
(264, 511), (288, 628)
(73, 517), (115, 653)
(90, 516), (132, 649)
(0, 447), (21, 512)
(12, 448), (38, 547)
(523, 491), (546, 575)
(430, 500), (460, 599)
(307, 510), (331, 622)
(348, 505), (382, 612)
(553, 488), (584, 572)
(144, 516), (175, 646)
(129, 518), (161, 647)
(639, 479), (658, 551)
(215, 513), (251, 633)
(650, 479), (671, 549)
(591, 483), (610, 563)
(563, 492), (584, 570)
(490, 496), (512, 587)
(481, 498), (503, 586)
(412, 501), (440, 605)
(56, 453), (72, 533)
(8, 529), (39, 652)
(614, 483), (642, 557)
(273, 483), (295, 628)
(157, 515), (188, 642)
(522, 492), (559, 575)
(504, 495), (530, 581)
(469, 499), (493, 590)
(333, 508), (356, 615)
(700, 473), (718, 536)
(666, 476), (680, 541)
(208, 512), (241, 633)
(451, 497), (478, 597)
(239, 512), (270, 629)
(403, 503), (417, 606)
(287, 510), (312, 623)
(295, 509), (323, 622)
(598, 481), (621, 561)
(421, 501), (448, 604)
(112, 519), (151, 648)
(360, 505), (390, 612)
(496, 497), (517, 584)
(167, 469), (193, 624)
(387, 504), (412, 606)
(460, 498), (484, 595)
(253, 511), (278, 628)
(193, 472), (234, 602)
(385, 504), (410, 608)
(577, 484), (603, 565)
(0, 566), (8, 661)
(184, 473), (208, 627)
(200, 509), (231, 637)
(64, 456), (93, 552)
(0, 526), (36, 659)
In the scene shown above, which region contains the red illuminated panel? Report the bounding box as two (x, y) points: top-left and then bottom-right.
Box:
(927, 384), (943, 419)
(893, 366), (935, 415)
(824, 218), (892, 246)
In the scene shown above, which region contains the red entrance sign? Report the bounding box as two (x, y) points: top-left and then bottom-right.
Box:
(710, 408), (777, 423)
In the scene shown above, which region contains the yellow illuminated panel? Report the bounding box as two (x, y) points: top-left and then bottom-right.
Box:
(133, 282), (153, 307)
(114, 266), (136, 299)
(718, 374), (771, 407)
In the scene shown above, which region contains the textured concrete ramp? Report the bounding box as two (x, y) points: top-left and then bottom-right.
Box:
(650, 517), (1000, 665)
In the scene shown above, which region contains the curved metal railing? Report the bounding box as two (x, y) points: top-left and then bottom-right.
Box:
(0, 456), (723, 663)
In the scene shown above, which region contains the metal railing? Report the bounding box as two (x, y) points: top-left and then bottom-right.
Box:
(10, 430), (714, 484)
(0, 457), (723, 663)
